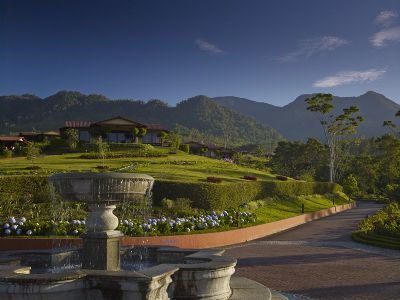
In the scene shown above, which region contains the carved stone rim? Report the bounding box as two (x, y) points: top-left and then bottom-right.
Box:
(49, 172), (154, 181)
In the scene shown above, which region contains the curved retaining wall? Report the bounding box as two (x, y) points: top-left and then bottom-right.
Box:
(0, 203), (356, 251)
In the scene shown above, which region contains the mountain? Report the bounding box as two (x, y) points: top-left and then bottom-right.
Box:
(0, 91), (283, 146)
(214, 91), (400, 140)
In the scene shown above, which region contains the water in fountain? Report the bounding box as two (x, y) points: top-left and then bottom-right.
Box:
(118, 181), (155, 271)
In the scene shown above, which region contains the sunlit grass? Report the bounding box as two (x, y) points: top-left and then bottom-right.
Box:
(0, 151), (277, 182)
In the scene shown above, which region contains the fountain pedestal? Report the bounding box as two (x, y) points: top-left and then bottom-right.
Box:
(82, 204), (123, 271)
(82, 231), (123, 271)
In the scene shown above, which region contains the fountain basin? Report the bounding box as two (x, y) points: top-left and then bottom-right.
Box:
(0, 247), (237, 300)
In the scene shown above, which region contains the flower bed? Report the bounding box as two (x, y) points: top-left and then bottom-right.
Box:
(0, 210), (256, 237)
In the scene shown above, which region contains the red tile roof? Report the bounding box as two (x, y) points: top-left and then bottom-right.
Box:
(146, 124), (168, 131)
(65, 121), (93, 128)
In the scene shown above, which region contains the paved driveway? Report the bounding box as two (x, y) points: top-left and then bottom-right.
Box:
(224, 202), (400, 300)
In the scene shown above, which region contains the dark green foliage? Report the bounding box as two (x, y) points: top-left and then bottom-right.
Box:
(269, 138), (328, 180)
(64, 128), (79, 151)
(0, 149), (12, 158)
(354, 201), (400, 250)
(357, 202), (400, 238)
(179, 144), (190, 153)
(206, 177), (223, 183)
(342, 174), (359, 199)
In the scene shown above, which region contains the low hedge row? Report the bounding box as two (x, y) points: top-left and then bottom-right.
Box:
(0, 175), (342, 210)
(152, 180), (342, 209)
(351, 231), (400, 250)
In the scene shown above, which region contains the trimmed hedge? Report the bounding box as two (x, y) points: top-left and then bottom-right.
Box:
(0, 175), (342, 210)
(0, 175), (49, 195)
(153, 180), (342, 210)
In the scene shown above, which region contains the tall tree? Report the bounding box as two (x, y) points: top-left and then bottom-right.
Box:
(383, 110), (400, 137)
(305, 93), (364, 183)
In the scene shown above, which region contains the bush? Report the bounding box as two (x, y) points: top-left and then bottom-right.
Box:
(243, 175), (257, 181)
(1, 149), (13, 159)
(179, 144), (190, 153)
(24, 166), (42, 170)
(207, 177), (223, 183)
(276, 175), (288, 181)
(160, 198), (193, 217)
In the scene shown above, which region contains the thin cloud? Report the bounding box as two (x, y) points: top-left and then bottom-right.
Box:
(375, 10), (398, 27)
(370, 26), (400, 47)
(195, 39), (225, 55)
(277, 36), (348, 63)
(313, 68), (386, 88)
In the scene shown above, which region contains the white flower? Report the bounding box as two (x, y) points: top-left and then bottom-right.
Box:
(26, 230), (33, 235)
(16, 229), (22, 235)
(123, 220), (129, 225)
(3, 223), (10, 229)
(186, 228), (191, 232)
(81, 220), (86, 225)
(4, 229), (11, 235)
(72, 229), (79, 235)
(11, 225), (18, 230)
(8, 217), (16, 224)
(20, 217), (27, 223)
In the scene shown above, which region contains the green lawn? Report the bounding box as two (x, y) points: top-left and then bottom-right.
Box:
(254, 193), (350, 224)
(0, 151), (278, 182)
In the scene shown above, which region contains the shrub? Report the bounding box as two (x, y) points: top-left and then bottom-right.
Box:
(1, 149), (13, 159)
(207, 177), (223, 183)
(276, 175), (288, 181)
(160, 198), (193, 217)
(24, 166), (42, 170)
(179, 144), (190, 153)
(243, 175), (257, 181)
(161, 198), (174, 209)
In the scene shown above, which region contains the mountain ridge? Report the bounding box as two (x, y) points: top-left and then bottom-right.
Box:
(214, 91), (400, 140)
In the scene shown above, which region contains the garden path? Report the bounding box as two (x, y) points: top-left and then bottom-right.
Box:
(224, 201), (400, 300)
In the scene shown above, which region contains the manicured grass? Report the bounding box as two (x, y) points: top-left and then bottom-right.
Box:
(0, 151), (277, 182)
(254, 193), (350, 224)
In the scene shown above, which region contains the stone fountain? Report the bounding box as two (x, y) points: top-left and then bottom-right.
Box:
(49, 172), (155, 271)
(0, 172), (272, 300)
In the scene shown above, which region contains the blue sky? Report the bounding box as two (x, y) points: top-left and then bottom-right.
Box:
(1, 0), (399, 105)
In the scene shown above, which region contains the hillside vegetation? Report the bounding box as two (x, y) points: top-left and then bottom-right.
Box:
(0, 91), (282, 147)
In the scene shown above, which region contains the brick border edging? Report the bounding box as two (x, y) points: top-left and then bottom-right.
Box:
(0, 203), (356, 251)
